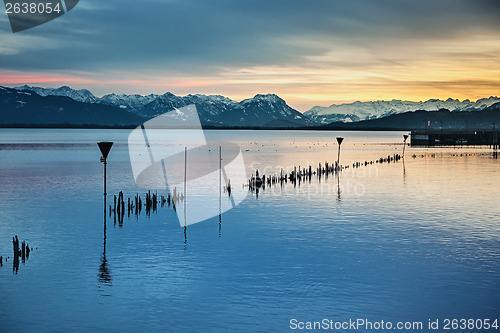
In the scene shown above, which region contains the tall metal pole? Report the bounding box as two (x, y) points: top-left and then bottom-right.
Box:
(219, 146), (222, 237)
(104, 159), (107, 196)
(103, 158), (107, 221)
(184, 147), (187, 229)
(219, 146), (221, 208)
(337, 146), (340, 170)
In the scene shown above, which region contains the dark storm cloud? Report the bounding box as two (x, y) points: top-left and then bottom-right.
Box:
(0, 0), (499, 73)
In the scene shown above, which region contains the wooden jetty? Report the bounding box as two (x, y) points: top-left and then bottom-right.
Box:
(411, 130), (500, 147)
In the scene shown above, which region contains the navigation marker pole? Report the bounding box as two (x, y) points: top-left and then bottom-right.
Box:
(403, 135), (409, 158)
(97, 142), (113, 214)
(336, 137), (344, 172)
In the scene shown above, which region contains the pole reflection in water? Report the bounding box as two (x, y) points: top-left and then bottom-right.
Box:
(336, 173), (341, 202)
(13, 253), (19, 274)
(403, 159), (407, 184)
(218, 213), (221, 238)
(219, 146), (222, 238)
(98, 195), (112, 294)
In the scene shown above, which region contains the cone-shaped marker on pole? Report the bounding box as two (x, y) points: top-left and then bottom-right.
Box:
(402, 135), (408, 158)
(336, 137), (344, 171)
(98, 142), (113, 197)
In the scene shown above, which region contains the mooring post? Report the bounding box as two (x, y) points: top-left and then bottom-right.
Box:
(12, 235), (20, 264)
(21, 241), (25, 261)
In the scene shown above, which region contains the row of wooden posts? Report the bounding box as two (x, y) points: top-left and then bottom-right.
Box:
(12, 235), (30, 261)
(249, 136), (408, 192)
(244, 133), (500, 193)
(109, 189), (187, 225)
(249, 152), (404, 191)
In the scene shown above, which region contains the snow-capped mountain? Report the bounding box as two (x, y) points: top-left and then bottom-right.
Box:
(138, 92), (310, 126)
(16, 85), (99, 104)
(213, 94), (309, 126)
(137, 92), (237, 124)
(16, 85), (158, 111)
(305, 97), (500, 124)
(99, 93), (158, 111)
(2, 86), (143, 126)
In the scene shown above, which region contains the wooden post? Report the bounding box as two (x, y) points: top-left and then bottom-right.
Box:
(21, 241), (25, 261)
(12, 235), (19, 258)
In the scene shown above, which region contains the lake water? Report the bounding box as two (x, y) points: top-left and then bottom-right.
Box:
(0, 129), (499, 332)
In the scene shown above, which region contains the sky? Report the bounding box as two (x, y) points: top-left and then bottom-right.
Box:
(0, 0), (499, 111)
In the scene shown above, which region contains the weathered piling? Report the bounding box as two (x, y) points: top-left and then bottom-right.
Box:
(115, 191), (124, 225)
(21, 241), (25, 261)
(135, 194), (138, 212)
(13, 235), (19, 258)
(11, 235), (21, 273)
(145, 190), (151, 215)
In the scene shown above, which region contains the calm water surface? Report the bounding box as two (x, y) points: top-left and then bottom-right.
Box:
(0, 129), (499, 332)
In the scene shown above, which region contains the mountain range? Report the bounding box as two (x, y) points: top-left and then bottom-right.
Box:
(2, 85), (499, 129)
(324, 103), (500, 131)
(0, 86), (143, 126)
(10, 85), (309, 127)
(304, 97), (500, 123)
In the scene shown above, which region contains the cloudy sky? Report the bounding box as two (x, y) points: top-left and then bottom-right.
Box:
(0, 0), (499, 111)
